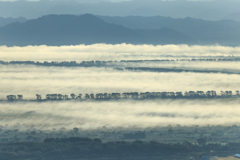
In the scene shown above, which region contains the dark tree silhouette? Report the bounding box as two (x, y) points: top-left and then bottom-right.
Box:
(197, 138), (207, 146)
(7, 95), (16, 101)
(78, 94), (82, 99)
(85, 94), (90, 99)
(70, 93), (76, 99)
(236, 90), (239, 96)
(90, 93), (94, 99)
(17, 95), (23, 100)
(58, 94), (63, 100)
(36, 94), (42, 100)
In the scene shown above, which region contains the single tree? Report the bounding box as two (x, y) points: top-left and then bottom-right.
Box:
(236, 90), (239, 96)
(90, 94), (94, 99)
(70, 93), (76, 99)
(78, 94), (82, 99)
(36, 94), (42, 100)
(17, 95), (23, 100)
(85, 94), (90, 99)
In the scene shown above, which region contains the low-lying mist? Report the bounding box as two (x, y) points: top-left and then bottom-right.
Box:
(1, 99), (240, 131)
(1, 65), (240, 99)
(1, 43), (240, 139)
(1, 44), (240, 61)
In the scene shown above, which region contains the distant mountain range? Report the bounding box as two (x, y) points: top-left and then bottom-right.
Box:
(98, 16), (240, 46)
(224, 12), (240, 22)
(0, 14), (194, 46)
(0, 17), (26, 27)
(0, 14), (240, 46)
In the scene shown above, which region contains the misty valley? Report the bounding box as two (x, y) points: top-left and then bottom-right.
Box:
(1, 44), (240, 159)
(2, 0), (240, 159)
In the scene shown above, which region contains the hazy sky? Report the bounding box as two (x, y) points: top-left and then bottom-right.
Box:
(0, 0), (240, 20)
(50, 0), (230, 1)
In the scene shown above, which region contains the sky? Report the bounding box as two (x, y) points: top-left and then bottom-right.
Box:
(0, 0), (240, 20)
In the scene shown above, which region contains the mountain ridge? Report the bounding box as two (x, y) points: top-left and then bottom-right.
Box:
(0, 17), (26, 27)
(98, 15), (240, 46)
(0, 14), (194, 46)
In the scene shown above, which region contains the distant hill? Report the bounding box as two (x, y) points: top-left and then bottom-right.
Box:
(0, 14), (194, 46)
(2, 14), (240, 46)
(135, 27), (196, 45)
(0, 17), (27, 27)
(98, 15), (240, 46)
(224, 12), (240, 22)
(195, 8), (229, 21)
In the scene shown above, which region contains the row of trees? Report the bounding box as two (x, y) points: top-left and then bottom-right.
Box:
(6, 95), (23, 100)
(1, 57), (240, 67)
(0, 60), (111, 67)
(39, 90), (238, 100)
(6, 91), (238, 101)
(125, 67), (235, 74)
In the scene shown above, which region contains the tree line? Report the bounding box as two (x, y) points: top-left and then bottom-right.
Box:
(1, 57), (240, 67)
(6, 90), (239, 101)
(0, 136), (239, 160)
(125, 67), (237, 75)
(0, 60), (109, 67)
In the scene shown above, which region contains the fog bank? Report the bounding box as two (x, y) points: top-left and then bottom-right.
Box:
(1, 44), (240, 132)
(1, 44), (240, 61)
(1, 99), (240, 130)
(1, 65), (240, 99)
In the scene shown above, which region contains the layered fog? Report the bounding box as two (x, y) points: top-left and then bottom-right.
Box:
(1, 44), (240, 61)
(1, 99), (240, 131)
(1, 65), (240, 99)
(1, 44), (240, 142)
